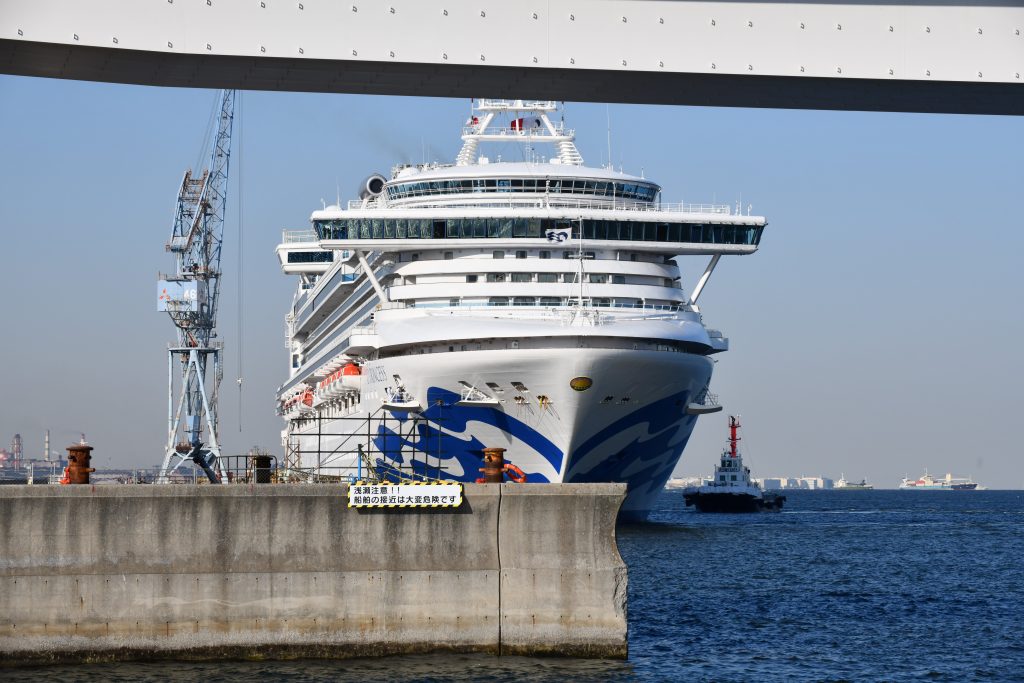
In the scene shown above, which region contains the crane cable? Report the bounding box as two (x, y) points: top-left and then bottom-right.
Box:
(236, 91), (244, 432)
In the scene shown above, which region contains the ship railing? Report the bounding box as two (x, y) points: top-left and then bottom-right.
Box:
(282, 228), (318, 243)
(690, 388), (720, 409)
(414, 300), (689, 315)
(416, 303), (688, 324)
(460, 126), (574, 138)
(346, 197), (733, 214)
(476, 99), (558, 110)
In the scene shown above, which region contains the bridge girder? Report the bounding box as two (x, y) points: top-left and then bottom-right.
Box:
(1, 0), (1022, 114)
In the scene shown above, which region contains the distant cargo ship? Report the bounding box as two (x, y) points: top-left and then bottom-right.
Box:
(836, 474), (873, 490)
(899, 470), (978, 490)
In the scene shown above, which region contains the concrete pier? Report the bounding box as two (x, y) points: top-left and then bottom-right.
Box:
(0, 483), (626, 665)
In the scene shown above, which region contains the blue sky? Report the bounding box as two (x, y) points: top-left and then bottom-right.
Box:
(0, 76), (1021, 486)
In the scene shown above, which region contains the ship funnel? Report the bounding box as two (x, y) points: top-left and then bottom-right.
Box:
(359, 174), (387, 199)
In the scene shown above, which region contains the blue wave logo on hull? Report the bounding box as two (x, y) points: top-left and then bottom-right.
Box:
(368, 386), (698, 507)
(371, 387), (562, 482)
(564, 390), (698, 500)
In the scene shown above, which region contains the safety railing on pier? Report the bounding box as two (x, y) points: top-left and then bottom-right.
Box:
(281, 407), (449, 484)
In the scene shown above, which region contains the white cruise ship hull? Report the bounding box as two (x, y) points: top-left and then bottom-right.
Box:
(291, 347), (712, 519)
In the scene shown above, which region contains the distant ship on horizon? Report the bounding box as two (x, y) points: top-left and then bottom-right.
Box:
(899, 470), (979, 490)
(836, 474), (874, 490)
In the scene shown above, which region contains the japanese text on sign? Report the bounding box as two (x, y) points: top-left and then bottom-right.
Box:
(348, 482), (464, 508)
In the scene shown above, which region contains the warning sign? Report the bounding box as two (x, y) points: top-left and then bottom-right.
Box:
(348, 481), (463, 508)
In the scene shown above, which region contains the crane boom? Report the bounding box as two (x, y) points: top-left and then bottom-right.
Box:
(158, 90), (236, 483)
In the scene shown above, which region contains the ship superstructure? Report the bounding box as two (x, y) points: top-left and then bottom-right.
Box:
(274, 99), (767, 519)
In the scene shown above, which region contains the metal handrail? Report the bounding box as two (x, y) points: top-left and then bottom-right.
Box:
(461, 126), (574, 137)
(282, 229), (317, 243)
(343, 197), (733, 214)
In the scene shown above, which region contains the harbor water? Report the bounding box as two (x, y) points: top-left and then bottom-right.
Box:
(7, 489), (1022, 682)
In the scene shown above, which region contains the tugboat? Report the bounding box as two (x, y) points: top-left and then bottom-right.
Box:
(684, 416), (785, 512)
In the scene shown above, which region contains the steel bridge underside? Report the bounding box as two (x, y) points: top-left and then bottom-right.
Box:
(1, 0), (1022, 114)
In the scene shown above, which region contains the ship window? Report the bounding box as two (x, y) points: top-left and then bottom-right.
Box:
(411, 253), (420, 261)
(731, 475), (737, 481)
(492, 250), (505, 259)
(474, 220), (487, 238)
(612, 275), (626, 284)
(444, 251), (454, 260)
(449, 298), (460, 307)
(720, 475), (726, 482)
(539, 250), (551, 259)
(593, 298), (611, 307)
(433, 220), (446, 239)
(537, 273), (557, 283)
(563, 273), (577, 283)
(286, 251), (333, 264)
(489, 297), (509, 306)
(513, 297), (535, 306)
(486, 273), (506, 283)
(466, 275), (478, 283)
(511, 273), (532, 283)
(516, 250), (527, 259)
(539, 297), (561, 306)
(588, 274), (607, 283)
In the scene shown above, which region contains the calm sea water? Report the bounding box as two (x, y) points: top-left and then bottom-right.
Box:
(7, 490), (1023, 682)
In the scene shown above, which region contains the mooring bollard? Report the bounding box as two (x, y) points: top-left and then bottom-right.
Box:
(478, 447), (506, 483)
(64, 440), (95, 485)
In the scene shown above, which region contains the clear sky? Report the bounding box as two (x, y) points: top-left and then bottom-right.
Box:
(0, 76), (1021, 487)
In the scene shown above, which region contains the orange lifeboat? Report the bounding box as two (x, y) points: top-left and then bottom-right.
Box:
(341, 362), (362, 390)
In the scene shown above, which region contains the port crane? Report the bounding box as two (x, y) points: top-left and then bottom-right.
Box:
(157, 90), (235, 483)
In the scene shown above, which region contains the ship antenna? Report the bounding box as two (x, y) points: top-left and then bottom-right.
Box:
(728, 415), (741, 458)
(606, 104), (613, 171)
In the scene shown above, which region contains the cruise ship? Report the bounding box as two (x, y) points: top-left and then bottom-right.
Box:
(274, 99), (767, 519)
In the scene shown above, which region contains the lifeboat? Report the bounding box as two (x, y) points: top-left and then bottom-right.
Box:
(341, 362), (362, 390)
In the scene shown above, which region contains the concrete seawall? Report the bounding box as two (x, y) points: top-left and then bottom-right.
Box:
(0, 483), (626, 665)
